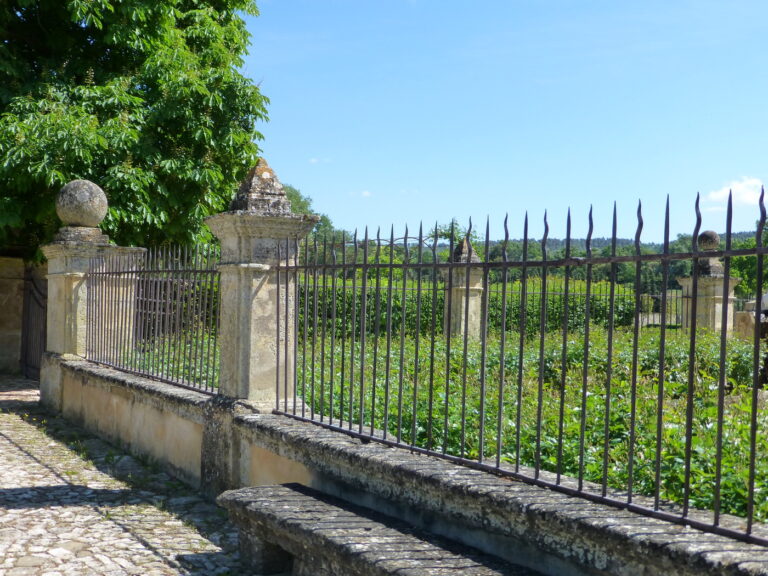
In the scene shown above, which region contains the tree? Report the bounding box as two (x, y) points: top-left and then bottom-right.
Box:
(0, 0), (268, 258)
(283, 184), (339, 241)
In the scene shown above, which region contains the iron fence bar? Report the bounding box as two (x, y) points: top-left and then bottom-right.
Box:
(534, 214), (549, 479)
(556, 211), (572, 484)
(370, 230), (382, 435)
(284, 238), (293, 412)
(459, 223), (473, 459)
(713, 195), (734, 525)
(682, 197), (703, 518)
(653, 198), (671, 511)
(427, 224), (439, 452)
(130, 257), (143, 374)
(328, 235), (338, 422)
(185, 247), (196, 386)
(495, 217), (510, 469)
(601, 205), (618, 498)
(443, 223), (455, 455)
(478, 219), (491, 463)
(412, 225), (425, 449)
(105, 253), (115, 366)
(358, 229), (369, 435)
(349, 232), (359, 432)
(202, 246), (217, 392)
(747, 189), (766, 534)
(172, 246), (183, 384)
(123, 254), (137, 376)
(514, 215), (530, 474)
(311, 236), (320, 420)
(626, 202), (644, 504)
(577, 208), (594, 491)
(301, 237), (310, 419)
(290, 237), (300, 412)
(397, 227), (409, 443)
(275, 238), (289, 410)
(149, 248), (162, 380)
(383, 227), (396, 441)
(104, 259), (116, 363)
(338, 232), (347, 426)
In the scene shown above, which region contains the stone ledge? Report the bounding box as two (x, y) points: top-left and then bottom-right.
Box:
(234, 413), (768, 576)
(57, 356), (210, 421)
(218, 483), (541, 576)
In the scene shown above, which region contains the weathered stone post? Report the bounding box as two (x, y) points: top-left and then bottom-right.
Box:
(678, 231), (740, 334)
(445, 238), (484, 340)
(206, 159), (318, 402)
(201, 160), (317, 497)
(39, 180), (110, 410)
(39, 180), (144, 411)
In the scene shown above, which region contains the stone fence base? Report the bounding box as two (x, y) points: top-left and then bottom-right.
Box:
(41, 353), (768, 576)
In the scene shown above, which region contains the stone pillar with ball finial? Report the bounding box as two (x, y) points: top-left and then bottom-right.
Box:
(40, 179), (143, 411)
(678, 230), (740, 334)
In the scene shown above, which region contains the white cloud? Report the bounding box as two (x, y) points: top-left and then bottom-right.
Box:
(308, 157), (332, 165)
(347, 190), (373, 199)
(704, 177), (763, 209)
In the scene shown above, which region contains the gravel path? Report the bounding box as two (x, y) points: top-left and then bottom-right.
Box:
(0, 376), (249, 576)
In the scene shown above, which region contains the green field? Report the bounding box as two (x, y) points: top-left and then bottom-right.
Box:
(296, 325), (768, 520)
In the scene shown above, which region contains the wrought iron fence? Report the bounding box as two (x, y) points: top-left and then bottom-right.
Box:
(275, 194), (768, 545)
(85, 245), (220, 393)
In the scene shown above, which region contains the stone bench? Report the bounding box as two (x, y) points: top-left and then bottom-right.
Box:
(217, 483), (543, 576)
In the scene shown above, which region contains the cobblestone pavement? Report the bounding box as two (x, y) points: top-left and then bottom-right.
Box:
(0, 376), (252, 576)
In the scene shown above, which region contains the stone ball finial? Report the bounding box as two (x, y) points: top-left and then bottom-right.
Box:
(698, 230), (720, 252)
(56, 179), (108, 227)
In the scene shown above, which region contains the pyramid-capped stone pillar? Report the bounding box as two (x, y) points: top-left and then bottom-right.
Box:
(678, 231), (740, 334)
(445, 238), (485, 340)
(206, 161), (318, 403)
(206, 213), (318, 403)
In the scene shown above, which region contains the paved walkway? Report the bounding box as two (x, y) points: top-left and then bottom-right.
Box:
(0, 376), (250, 576)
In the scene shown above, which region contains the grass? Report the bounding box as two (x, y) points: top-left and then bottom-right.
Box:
(296, 325), (768, 521)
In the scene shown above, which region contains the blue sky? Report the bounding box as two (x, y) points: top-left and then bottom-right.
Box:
(242, 1), (768, 242)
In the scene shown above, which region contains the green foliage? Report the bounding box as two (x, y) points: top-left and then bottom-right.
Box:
(0, 0), (267, 258)
(284, 184), (339, 240)
(297, 325), (768, 520)
(298, 278), (639, 341)
(730, 237), (760, 299)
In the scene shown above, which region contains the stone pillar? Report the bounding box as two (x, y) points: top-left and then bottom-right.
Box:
(678, 231), (740, 334)
(445, 238), (484, 340)
(206, 159), (318, 403)
(42, 180), (112, 357)
(39, 179), (139, 411)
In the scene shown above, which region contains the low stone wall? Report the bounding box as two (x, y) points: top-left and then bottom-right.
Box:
(42, 353), (207, 487)
(42, 354), (768, 576)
